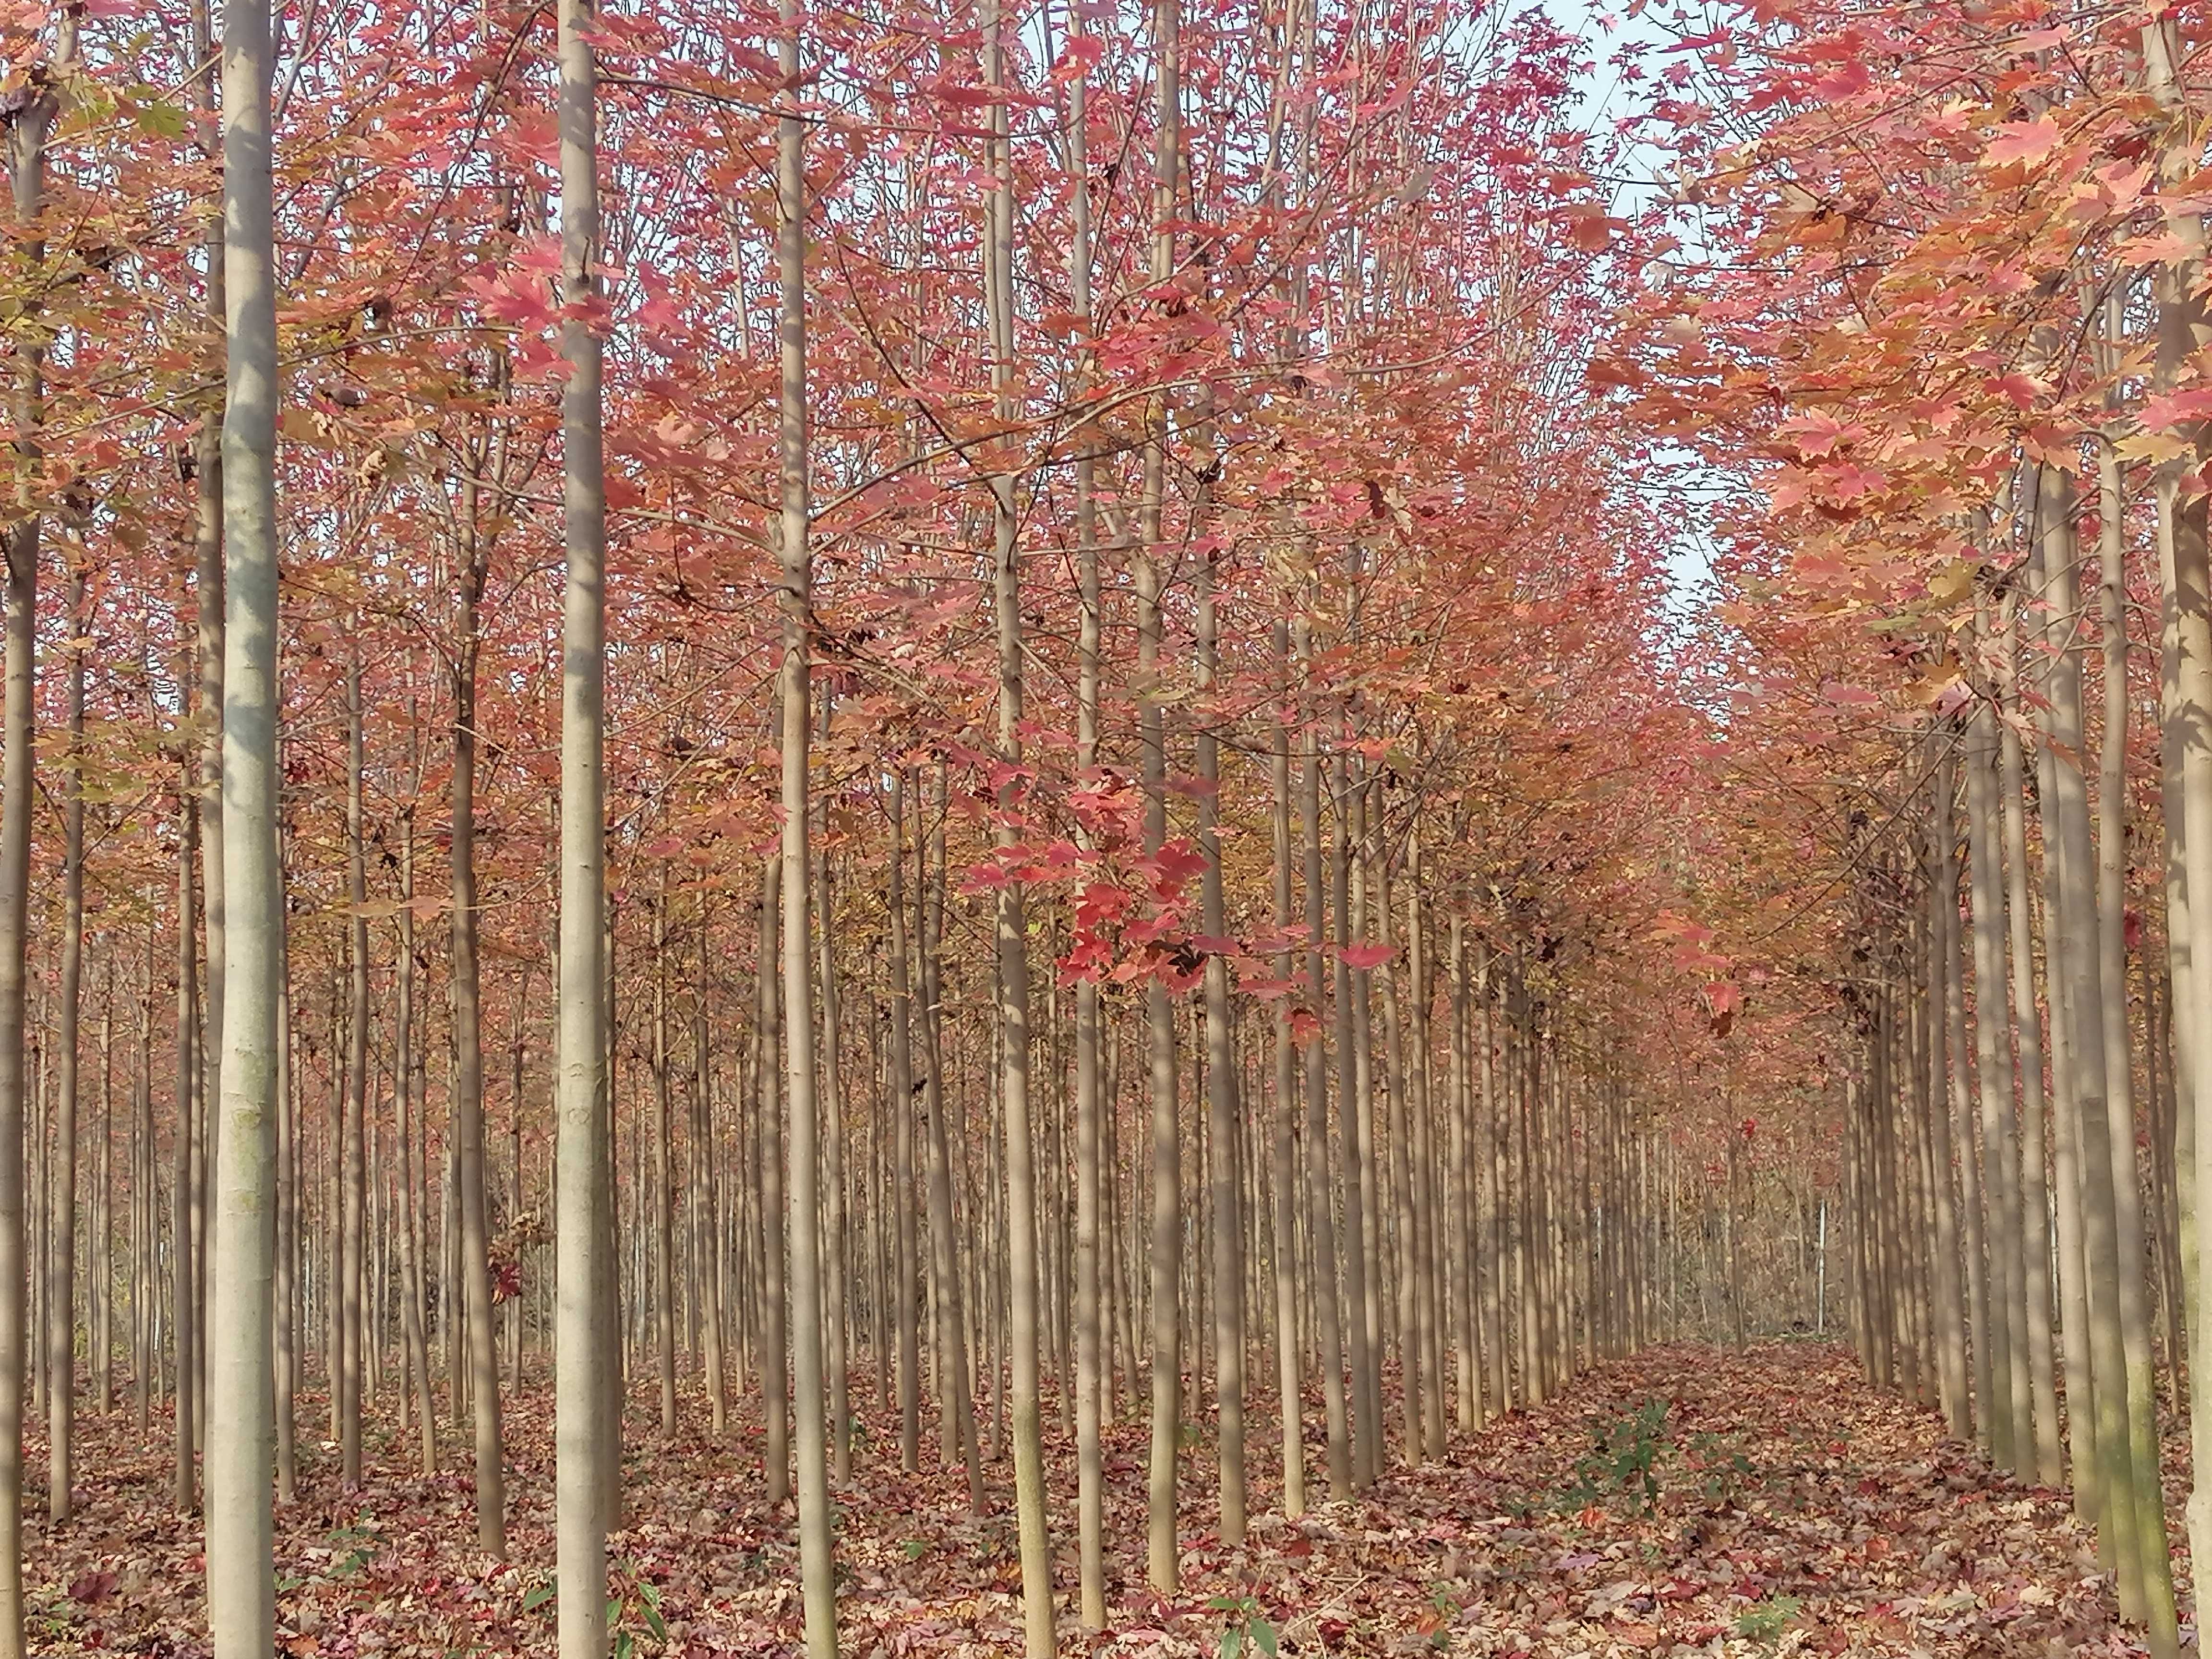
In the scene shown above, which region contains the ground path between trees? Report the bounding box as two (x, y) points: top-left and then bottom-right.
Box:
(24, 1342), (2154, 1657)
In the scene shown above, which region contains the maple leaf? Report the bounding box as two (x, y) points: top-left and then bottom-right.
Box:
(1980, 115), (2062, 169)
(1559, 204), (1615, 252)
(1144, 838), (1209, 897)
(1777, 411), (1858, 458)
(2138, 386), (2212, 432)
(1821, 460), (1885, 499)
(1809, 60), (1869, 100)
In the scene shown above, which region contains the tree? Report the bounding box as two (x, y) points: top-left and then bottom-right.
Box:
(553, 0), (612, 1653)
(205, 0), (278, 1649)
(773, 0), (836, 1645)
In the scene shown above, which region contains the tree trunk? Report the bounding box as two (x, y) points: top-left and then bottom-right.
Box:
(693, 926), (727, 1436)
(1195, 521), (1244, 1542)
(757, 857), (789, 1501)
(816, 848), (850, 1481)
(2138, 19), (2212, 1607)
(96, 974), (113, 1419)
(1334, 749), (1379, 1466)
(1296, 617), (1349, 1495)
(652, 883), (678, 1440)
(0, 19), (50, 1633)
(553, 0), (613, 1649)
(397, 824), (436, 1476)
(919, 769), (983, 1507)
(2092, 425), (2180, 1646)
(1269, 619), (1304, 1519)
(887, 775), (919, 1468)
(1964, 602), (2030, 1471)
(205, 0), (279, 1639)
(174, 755), (202, 1509)
(47, 560), (82, 1521)
(339, 661), (369, 1488)
(1998, 585), (2065, 1486)
(1065, 24), (1108, 1602)
(1923, 757), (1972, 1437)
(771, 22), (837, 1639)
(450, 493), (506, 1553)
(191, 0), (228, 1456)
(133, 942), (154, 1435)
(975, 5), (1050, 1637)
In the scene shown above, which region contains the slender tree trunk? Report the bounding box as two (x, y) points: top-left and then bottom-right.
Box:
(206, 0), (278, 1640)
(339, 661), (369, 1487)
(0, 24), (47, 1624)
(1141, 0), (1184, 1585)
(1407, 832), (1445, 1457)
(2036, 647), (2100, 1519)
(692, 927), (727, 1436)
(1927, 757), (1977, 1440)
(975, 6), (1050, 1638)
(816, 850), (850, 1480)
(553, 1), (613, 1649)
(397, 827), (436, 1476)
(135, 936), (155, 1436)
(915, 781), (978, 1506)
(190, 0), (228, 1460)
(1334, 748), (1380, 1461)
(450, 505), (506, 1553)
(1296, 618), (1349, 1495)
(47, 560), (83, 1522)
(1269, 620), (1304, 1518)
(273, 885), (296, 1499)
(772, 23), (837, 1639)
(172, 743), (204, 1510)
(1065, 26), (1108, 1602)
(96, 976), (112, 1419)
(757, 858), (789, 1500)
(2092, 425), (2180, 1647)
(887, 777), (920, 1469)
(1375, 832), (1420, 1465)
(1479, 958), (1506, 1414)
(1195, 525), (1245, 1542)
(1448, 919), (1478, 1430)
(652, 885), (678, 1440)
(1998, 587), (2065, 1486)
(1965, 607), (2031, 1471)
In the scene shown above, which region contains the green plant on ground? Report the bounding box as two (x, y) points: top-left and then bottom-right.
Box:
(608, 1556), (669, 1659)
(1561, 1396), (1669, 1516)
(1735, 1593), (1803, 1645)
(1414, 1585), (1459, 1648)
(1210, 1592), (1279, 1659)
(326, 1521), (377, 1579)
(1684, 1428), (1755, 1504)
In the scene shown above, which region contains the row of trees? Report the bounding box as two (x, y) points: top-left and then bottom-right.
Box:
(0, 0), (1799, 1657)
(1619, 6), (2212, 1656)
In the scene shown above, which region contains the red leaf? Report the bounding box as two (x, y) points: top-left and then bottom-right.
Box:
(1982, 114), (2062, 168)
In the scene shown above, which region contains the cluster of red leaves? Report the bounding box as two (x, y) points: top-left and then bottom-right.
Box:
(19, 1343), (2155, 1656)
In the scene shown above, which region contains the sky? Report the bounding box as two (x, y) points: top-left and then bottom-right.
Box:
(1554, 0), (1739, 628)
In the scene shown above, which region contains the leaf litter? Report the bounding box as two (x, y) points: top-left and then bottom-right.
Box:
(19, 1340), (2164, 1656)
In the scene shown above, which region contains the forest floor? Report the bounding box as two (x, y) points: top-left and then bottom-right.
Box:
(21, 1339), (2172, 1657)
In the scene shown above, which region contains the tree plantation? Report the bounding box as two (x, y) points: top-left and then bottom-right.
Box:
(5, 0), (2212, 1655)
